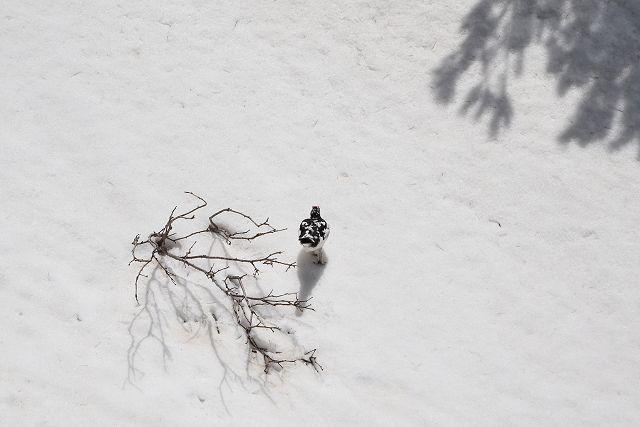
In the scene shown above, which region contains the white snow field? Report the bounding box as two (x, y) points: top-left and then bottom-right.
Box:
(2, 0), (640, 425)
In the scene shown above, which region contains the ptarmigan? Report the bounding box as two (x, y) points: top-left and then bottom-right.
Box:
(298, 206), (329, 264)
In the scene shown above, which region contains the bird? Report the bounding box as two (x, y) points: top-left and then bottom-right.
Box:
(298, 206), (330, 264)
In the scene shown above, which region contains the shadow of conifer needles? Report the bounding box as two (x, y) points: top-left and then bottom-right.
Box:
(432, 0), (640, 154)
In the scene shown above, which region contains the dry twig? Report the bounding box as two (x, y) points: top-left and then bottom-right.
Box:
(130, 192), (319, 373)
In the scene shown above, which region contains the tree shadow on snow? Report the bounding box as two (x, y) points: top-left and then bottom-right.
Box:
(432, 0), (640, 154)
(296, 250), (326, 316)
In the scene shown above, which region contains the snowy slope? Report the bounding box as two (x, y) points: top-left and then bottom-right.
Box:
(1, 0), (640, 425)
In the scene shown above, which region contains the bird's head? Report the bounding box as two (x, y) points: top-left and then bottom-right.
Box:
(310, 206), (321, 218)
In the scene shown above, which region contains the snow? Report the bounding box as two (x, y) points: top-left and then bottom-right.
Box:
(1, 0), (640, 425)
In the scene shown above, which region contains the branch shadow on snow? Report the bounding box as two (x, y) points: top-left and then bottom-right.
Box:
(125, 264), (240, 413)
(125, 238), (286, 412)
(432, 0), (640, 154)
(295, 250), (326, 317)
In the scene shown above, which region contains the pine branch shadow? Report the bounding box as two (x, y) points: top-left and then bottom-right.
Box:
(432, 0), (640, 154)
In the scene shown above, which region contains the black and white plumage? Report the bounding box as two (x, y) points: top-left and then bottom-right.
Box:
(299, 206), (329, 264)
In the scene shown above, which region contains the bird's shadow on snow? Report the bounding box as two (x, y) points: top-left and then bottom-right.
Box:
(432, 0), (640, 154)
(296, 250), (326, 316)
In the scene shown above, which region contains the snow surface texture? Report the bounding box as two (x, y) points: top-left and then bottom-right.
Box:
(1, 0), (640, 425)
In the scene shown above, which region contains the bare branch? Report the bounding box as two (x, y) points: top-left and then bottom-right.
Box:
(129, 193), (318, 374)
(133, 258), (153, 304)
(208, 208), (287, 243)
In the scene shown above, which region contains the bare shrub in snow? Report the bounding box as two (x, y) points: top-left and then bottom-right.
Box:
(129, 192), (321, 374)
